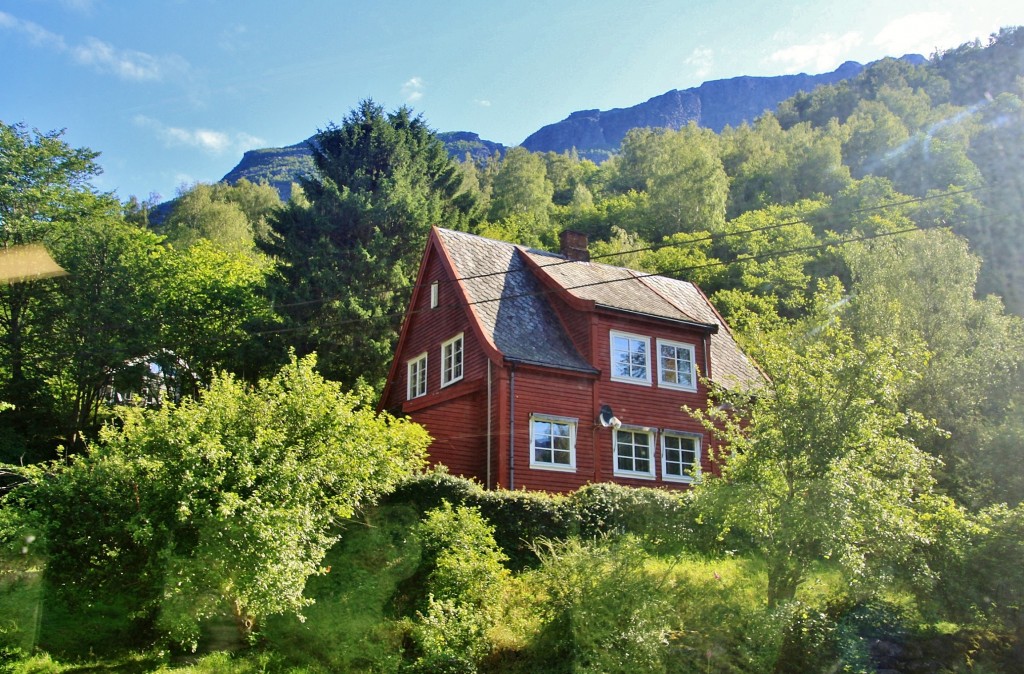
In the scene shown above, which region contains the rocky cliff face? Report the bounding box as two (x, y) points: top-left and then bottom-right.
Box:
(521, 61), (869, 155)
(214, 58), (923, 201)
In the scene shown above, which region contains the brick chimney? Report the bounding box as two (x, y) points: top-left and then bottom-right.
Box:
(559, 230), (590, 261)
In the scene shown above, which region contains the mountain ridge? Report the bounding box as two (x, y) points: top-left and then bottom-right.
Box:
(215, 56), (925, 200)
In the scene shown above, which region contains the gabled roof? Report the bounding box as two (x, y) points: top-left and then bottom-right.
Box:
(435, 227), (763, 389)
(437, 228), (595, 373)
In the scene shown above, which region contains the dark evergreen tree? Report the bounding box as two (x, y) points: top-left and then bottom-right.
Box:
(260, 101), (476, 388)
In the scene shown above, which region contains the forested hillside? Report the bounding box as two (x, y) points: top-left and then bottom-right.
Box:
(1, 26), (1024, 673)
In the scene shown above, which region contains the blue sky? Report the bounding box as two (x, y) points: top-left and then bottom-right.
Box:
(3, 0), (1022, 202)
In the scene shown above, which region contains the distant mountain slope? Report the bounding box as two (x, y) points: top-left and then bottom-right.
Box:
(216, 59), (921, 199)
(221, 140), (316, 202)
(218, 132), (506, 201)
(521, 57), (923, 156)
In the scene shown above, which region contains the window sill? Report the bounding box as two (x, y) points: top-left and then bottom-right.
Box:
(530, 463), (576, 473)
(613, 470), (656, 480)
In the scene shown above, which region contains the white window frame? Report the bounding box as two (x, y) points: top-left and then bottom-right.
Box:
(406, 352), (427, 400)
(529, 414), (577, 472)
(657, 339), (697, 391)
(661, 431), (701, 483)
(440, 333), (464, 387)
(609, 330), (652, 386)
(430, 281), (439, 308)
(613, 426), (655, 479)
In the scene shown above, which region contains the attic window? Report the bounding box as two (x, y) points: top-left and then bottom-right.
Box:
(430, 281), (439, 309)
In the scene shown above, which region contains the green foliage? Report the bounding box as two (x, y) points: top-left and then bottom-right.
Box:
(616, 125), (729, 237)
(567, 483), (689, 554)
(163, 180), (281, 257)
(159, 240), (279, 391)
(529, 536), (672, 674)
(408, 503), (510, 671)
(0, 122), (118, 455)
(487, 147), (554, 226)
(3, 355), (429, 650)
(262, 100), (476, 388)
(843, 230), (1024, 508)
(689, 314), (956, 607)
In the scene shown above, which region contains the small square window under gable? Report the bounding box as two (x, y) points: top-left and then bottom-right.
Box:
(440, 333), (464, 387)
(610, 330), (651, 385)
(657, 338), (697, 391)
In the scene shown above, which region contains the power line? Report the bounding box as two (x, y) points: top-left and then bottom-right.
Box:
(268, 184), (985, 313)
(256, 218), (942, 337)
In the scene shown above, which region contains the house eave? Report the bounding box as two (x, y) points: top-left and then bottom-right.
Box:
(594, 304), (720, 333)
(502, 356), (599, 376)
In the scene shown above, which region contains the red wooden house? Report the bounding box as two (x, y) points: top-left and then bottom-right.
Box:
(379, 227), (763, 492)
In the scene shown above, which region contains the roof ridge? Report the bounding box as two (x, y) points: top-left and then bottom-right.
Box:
(629, 270), (710, 325)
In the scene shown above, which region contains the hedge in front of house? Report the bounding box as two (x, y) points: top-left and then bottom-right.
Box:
(385, 471), (693, 567)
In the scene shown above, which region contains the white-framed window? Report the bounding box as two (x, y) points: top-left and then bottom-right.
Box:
(406, 352), (427, 400)
(662, 431), (701, 482)
(440, 333), (464, 387)
(610, 331), (651, 385)
(613, 426), (655, 478)
(530, 414), (577, 471)
(657, 339), (697, 391)
(430, 281), (439, 308)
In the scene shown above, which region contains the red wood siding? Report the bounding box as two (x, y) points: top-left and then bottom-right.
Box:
(383, 252), (484, 411)
(507, 366), (596, 492)
(591, 313), (714, 484)
(414, 388), (488, 482)
(547, 290), (594, 361)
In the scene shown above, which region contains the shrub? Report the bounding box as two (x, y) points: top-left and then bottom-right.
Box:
(407, 503), (511, 671)
(530, 536), (672, 674)
(568, 483), (689, 553)
(474, 490), (572, 570)
(387, 470), (483, 515)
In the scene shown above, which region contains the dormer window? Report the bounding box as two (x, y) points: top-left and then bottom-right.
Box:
(657, 339), (696, 391)
(610, 331), (651, 385)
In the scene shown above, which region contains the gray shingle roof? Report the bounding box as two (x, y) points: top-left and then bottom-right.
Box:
(437, 228), (595, 373)
(436, 228), (762, 388)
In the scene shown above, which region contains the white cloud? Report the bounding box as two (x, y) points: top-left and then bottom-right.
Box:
(402, 76), (425, 103)
(134, 115), (266, 155)
(72, 36), (185, 81)
(474, 99), (491, 107)
(685, 47), (714, 79)
(770, 31), (862, 73)
(873, 12), (956, 57)
(0, 11), (188, 82)
(0, 11), (67, 49)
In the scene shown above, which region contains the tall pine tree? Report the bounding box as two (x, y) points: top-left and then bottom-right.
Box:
(261, 101), (475, 387)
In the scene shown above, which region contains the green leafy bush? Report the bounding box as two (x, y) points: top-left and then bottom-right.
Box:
(407, 503), (511, 672)
(529, 536), (672, 674)
(567, 483), (690, 553)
